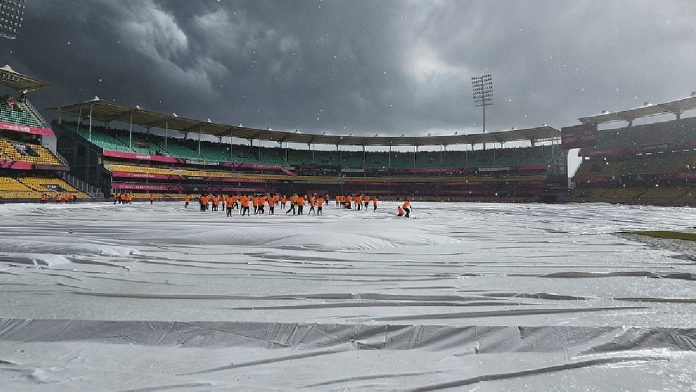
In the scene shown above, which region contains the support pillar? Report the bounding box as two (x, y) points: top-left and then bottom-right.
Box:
(198, 128), (202, 156)
(76, 107), (82, 132)
(128, 114), (133, 149)
(388, 144), (391, 169)
(164, 122), (169, 151)
(88, 105), (93, 141)
(362, 145), (366, 168)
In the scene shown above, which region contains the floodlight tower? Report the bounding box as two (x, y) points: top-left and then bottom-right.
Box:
(0, 0), (27, 40)
(471, 73), (493, 149)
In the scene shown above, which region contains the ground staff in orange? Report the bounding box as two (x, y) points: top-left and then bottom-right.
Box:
(402, 199), (411, 218)
(397, 205), (405, 217)
(296, 195), (305, 215)
(240, 194), (250, 215)
(268, 194), (275, 215)
(199, 194), (208, 212)
(316, 196), (324, 215)
(225, 195), (234, 217)
(184, 194), (190, 208)
(308, 194), (316, 214)
(286, 194), (297, 215)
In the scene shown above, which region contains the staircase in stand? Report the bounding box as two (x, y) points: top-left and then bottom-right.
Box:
(60, 172), (104, 199)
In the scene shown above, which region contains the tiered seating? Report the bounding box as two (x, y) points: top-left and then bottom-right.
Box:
(162, 141), (197, 160)
(108, 130), (163, 155)
(0, 99), (42, 127)
(259, 147), (287, 165)
(572, 186), (691, 205)
(0, 137), (62, 165)
(575, 152), (696, 179)
(60, 122), (554, 171)
(0, 177), (87, 199)
(597, 117), (696, 150)
(105, 163), (234, 178)
(18, 177), (87, 197)
(67, 123), (131, 152)
(0, 176), (40, 199)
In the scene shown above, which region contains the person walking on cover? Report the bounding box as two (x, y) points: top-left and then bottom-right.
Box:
(296, 194), (305, 215)
(225, 195), (234, 217)
(149, 194), (155, 204)
(373, 195), (378, 211)
(240, 194), (250, 216)
(184, 194), (190, 208)
(308, 194), (316, 214)
(286, 194), (296, 215)
(316, 196), (324, 215)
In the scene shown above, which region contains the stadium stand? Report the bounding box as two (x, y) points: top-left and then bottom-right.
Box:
(0, 136), (63, 165)
(568, 95), (696, 205)
(0, 66), (101, 202)
(53, 106), (565, 201)
(0, 97), (42, 127)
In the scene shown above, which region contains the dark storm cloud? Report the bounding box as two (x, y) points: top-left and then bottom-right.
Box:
(1, 0), (695, 136)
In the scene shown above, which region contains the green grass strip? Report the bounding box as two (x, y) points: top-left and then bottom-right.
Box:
(624, 230), (696, 241)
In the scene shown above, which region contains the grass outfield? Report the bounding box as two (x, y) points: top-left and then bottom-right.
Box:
(625, 230), (696, 241)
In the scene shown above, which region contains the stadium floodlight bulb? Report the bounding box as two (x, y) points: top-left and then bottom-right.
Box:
(0, 0), (26, 40)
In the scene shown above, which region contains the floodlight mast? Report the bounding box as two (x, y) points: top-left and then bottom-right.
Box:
(0, 0), (27, 40)
(471, 73), (493, 150)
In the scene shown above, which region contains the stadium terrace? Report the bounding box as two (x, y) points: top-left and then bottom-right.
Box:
(1, 64), (696, 205)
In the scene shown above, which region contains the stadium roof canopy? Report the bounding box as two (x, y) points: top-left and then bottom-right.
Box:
(578, 94), (696, 125)
(53, 98), (559, 147)
(0, 65), (50, 92)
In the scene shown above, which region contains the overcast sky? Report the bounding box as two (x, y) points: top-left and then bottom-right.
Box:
(1, 0), (695, 137)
